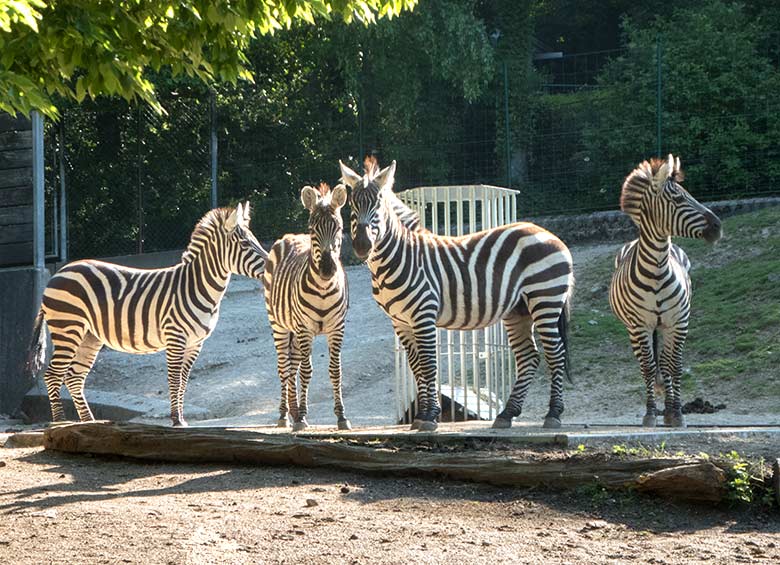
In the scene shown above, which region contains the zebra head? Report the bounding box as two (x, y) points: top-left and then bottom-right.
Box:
(224, 202), (269, 279)
(340, 159), (397, 261)
(622, 154), (722, 243)
(301, 183), (347, 280)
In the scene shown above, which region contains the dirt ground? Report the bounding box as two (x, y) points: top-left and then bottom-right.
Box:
(1, 444), (779, 565)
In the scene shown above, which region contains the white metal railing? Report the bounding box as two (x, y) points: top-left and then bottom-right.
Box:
(395, 184), (521, 424)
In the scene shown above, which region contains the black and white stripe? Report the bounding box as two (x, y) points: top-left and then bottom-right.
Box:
(609, 154), (721, 427)
(28, 203), (268, 426)
(340, 159), (575, 431)
(263, 184), (351, 431)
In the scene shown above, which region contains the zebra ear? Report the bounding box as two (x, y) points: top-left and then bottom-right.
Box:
(331, 184), (347, 210)
(339, 160), (362, 189)
(225, 204), (241, 232)
(374, 160), (397, 192)
(242, 201), (251, 224)
(301, 186), (320, 212)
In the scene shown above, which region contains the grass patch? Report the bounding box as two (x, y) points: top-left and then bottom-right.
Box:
(571, 205), (780, 408)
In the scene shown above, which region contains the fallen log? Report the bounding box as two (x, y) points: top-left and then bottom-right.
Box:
(43, 422), (728, 503)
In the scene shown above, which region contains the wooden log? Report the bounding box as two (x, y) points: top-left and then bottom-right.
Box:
(773, 459), (780, 508)
(44, 422), (729, 503)
(0, 114), (31, 133)
(0, 130), (32, 150)
(635, 462), (727, 503)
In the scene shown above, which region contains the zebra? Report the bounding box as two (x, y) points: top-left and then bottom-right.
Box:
(340, 157), (575, 432)
(28, 203), (268, 427)
(263, 183), (351, 431)
(609, 154), (721, 428)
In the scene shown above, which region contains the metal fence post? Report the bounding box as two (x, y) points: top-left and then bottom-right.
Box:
(136, 104), (145, 254)
(210, 89), (218, 209)
(503, 60), (511, 188)
(656, 34), (662, 157)
(58, 118), (68, 263)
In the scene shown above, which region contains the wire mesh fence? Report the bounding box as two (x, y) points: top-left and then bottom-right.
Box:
(43, 41), (780, 261)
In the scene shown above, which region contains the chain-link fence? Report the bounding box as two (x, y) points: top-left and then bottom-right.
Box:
(44, 40), (780, 261)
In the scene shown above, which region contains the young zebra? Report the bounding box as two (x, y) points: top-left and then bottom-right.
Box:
(340, 158), (575, 431)
(263, 183), (351, 431)
(28, 203), (268, 427)
(609, 155), (721, 427)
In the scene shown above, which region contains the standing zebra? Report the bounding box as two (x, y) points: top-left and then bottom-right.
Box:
(341, 158), (575, 431)
(263, 183), (351, 431)
(609, 155), (721, 427)
(28, 203), (268, 427)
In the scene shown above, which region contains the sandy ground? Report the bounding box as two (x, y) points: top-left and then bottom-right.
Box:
(66, 241), (778, 430)
(1, 445), (779, 565)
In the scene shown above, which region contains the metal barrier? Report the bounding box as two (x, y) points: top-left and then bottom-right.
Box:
(395, 185), (521, 424)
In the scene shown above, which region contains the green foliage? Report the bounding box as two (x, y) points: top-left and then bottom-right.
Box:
(0, 0), (417, 119)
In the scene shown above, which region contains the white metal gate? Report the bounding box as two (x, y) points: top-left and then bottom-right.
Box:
(395, 185), (521, 424)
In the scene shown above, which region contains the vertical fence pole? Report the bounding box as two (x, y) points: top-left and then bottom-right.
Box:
(210, 89), (218, 209)
(136, 104), (144, 254)
(503, 60), (511, 188)
(656, 34), (662, 157)
(32, 111), (45, 271)
(58, 119), (68, 263)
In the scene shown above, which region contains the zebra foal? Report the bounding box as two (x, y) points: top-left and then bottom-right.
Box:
(263, 183), (351, 431)
(29, 203), (268, 427)
(341, 158), (574, 431)
(609, 155), (721, 427)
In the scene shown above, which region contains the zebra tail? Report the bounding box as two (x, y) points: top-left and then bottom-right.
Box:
(559, 298), (573, 385)
(27, 310), (47, 374)
(652, 329), (664, 396)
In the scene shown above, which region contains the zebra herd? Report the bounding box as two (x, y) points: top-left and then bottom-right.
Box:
(29, 153), (721, 432)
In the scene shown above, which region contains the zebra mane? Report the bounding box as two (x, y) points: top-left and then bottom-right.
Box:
(361, 156), (422, 231)
(181, 207), (234, 264)
(620, 157), (684, 227)
(385, 190), (423, 232)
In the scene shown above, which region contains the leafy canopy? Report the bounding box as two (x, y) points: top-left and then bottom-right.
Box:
(0, 0), (417, 119)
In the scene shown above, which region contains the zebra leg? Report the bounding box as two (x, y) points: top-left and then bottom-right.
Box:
(292, 332), (314, 432)
(327, 328), (351, 430)
(394, 324), (424, 430)
(62, 332), (103, 422)
(493, 313), (539, 429)
(660, 328), (687, 427)
(174, 343), (203, 427)
(628, 328), (660, 427)
(413, 321), (440, 432)
(43, 324), (86, 422)
(164, 336), (189, 427)
(272, 328), (294, 428)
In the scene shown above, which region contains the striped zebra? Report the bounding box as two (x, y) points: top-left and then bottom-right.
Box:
(263, 183), (351, 431)
(609, 155), (721, 427)
(28, 203), (268, 427)
(340, 158), (575, 431)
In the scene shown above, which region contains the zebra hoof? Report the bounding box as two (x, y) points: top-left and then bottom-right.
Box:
(417, 420), (438, 432)
(410, 419), (423, 430)
(642, 414), (657, 427)
(664, 413), (686, 428)
(292, 421), (308, 432)
(276, 418), (290, 428)
(337, 419), (352, 431)
(172, 420), (188, 428)
(492, 417), (512, 429)
(543, 416), (561, 429)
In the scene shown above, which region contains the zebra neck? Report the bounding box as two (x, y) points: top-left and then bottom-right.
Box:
(180, 240), (232, 302)
(636, 226), (672, 275)
(370, 204), (413, 267)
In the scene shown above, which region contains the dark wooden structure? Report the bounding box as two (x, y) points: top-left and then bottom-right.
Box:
(0, 114), (33, 267)
(0, 112), (48, 416)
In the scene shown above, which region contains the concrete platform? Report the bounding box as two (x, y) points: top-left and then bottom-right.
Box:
(191, 420), (780, 448)
(6, 420), (780, 451)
